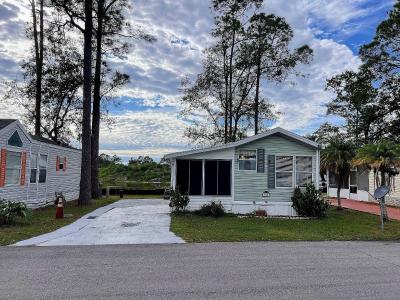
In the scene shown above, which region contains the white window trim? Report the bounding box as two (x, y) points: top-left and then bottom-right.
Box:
(349, 169), (358, 194)
(295, 155), (314, 187)
(275, 155), (294, 189)
(5, 150), (23, 187)
(274, 154), (314, 189)
(238, 149), (257, 172)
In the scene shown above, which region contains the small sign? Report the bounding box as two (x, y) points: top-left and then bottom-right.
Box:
(262, 190), (270, 198)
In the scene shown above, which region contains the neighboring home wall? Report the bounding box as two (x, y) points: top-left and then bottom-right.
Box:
(328, 167), (373, 202)
(368, 171), (400, 207)
(328, 169), (400, 207)
(0, 120), (81, 208)
(0, 121), (32, 204)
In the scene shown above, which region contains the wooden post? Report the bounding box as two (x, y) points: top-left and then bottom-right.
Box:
(106, 187), (110, 198)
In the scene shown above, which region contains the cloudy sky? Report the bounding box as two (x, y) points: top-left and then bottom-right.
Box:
(0, 0), (394, 161)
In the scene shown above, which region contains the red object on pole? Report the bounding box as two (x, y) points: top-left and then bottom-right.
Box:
(56, 198), (64, 219)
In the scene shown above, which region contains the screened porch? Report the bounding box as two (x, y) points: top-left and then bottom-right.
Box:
(174, 159), (232, 196)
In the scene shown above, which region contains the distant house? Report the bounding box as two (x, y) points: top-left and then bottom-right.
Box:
(165, 127), (321, 216)
(0, 119), (81, 208)
(327, 169), (400, 207)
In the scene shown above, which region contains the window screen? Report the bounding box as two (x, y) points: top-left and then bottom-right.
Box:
(218, 161), (231, 195)
(276, 156), (293, 187)
(176, 160), (189, 194)
(205, 161), (218, 195)
(189, 160), (202, 195)
(296, 156), (313, 186)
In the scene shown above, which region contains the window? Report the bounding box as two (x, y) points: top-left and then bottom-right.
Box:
(204, 160), (231, 196)
(39, 154), (47, 183)
(217, 161), (231, 195)
(30, 154), (38, 183)
(176, 159), (232, 196)
(204, 161), (217, 195)
(176, 160), (202, 195)
(189, 160), (202, 195)
(8, 131), (23, 147)
(5, 151), (21, 185)
(238, 150), (256, 170)
(276, 156), (293, 187)
(57, 156), (66, 171)
(349, 170), (357, 193)
(296, 156), (313, 186)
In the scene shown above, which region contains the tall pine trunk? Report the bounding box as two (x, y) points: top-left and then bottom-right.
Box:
(31, 0), (44, 136)
(254, 55), (261, 135)
(228, 31), (236, 142)
(91, 0), (104, 199)
(79, 0), (93, 205)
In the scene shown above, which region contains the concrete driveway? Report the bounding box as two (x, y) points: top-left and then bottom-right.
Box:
(14, 199), (185, 246)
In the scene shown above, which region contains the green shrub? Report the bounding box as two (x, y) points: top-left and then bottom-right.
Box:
(169, 189), (190, 212)
(291, 183), (329, 218)
(0, 200), (32, 225)
(195, 201), (225, 218)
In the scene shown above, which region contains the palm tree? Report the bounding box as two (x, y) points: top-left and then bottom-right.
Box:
(321, 140), (355, 209)
(353, 141), (400, 220)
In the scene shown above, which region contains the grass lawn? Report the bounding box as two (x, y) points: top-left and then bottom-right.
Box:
(0, 194), (162, 246)
(171, 207), (400, 242)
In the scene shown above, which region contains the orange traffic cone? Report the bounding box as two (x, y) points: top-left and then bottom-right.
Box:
(56, 198), (64, 219)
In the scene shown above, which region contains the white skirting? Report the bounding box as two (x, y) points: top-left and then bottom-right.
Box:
(187, 196), (296, 216)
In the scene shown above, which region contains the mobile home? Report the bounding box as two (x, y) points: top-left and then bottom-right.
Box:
(0, 119), (81, 208)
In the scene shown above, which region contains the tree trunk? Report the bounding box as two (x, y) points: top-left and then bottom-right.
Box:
(337, 185), (342, 209)
(380, 170), (389, 221)
(254, 56), (261, 135)
(78, 0), (93, 205)
(91, 0), (104, 199)
(31, 0), (44, 136)
(228, 31), (236, 142)
(223, 49), (228, 144)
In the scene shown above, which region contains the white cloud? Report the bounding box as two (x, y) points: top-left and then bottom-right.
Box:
(100, 109), (189, 158)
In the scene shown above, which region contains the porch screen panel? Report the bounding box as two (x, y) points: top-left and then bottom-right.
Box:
(176, 160), (189, 193)
(217, 161), (231, 196)
(205, 161), (218, 195)
(189, 160), (202, 195)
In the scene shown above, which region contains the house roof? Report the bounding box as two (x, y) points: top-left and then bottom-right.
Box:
(0, 119), (79, 151)
(29, 134), (79, 150)
(164, 127), (320, 159)
(0, 119), (17, 130)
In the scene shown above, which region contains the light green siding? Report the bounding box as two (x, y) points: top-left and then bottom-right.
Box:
(234, 134), (317, 202)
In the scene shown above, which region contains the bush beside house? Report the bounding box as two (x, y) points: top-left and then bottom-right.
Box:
(292, 183), (330, 218)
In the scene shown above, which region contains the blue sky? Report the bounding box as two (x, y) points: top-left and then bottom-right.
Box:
(0, 0), (395, 161)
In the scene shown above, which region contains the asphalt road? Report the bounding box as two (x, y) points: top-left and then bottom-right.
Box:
(1, 242), (400, 299)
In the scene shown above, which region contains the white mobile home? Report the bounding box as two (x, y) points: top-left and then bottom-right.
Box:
(327, 168), (400, 207)
(0, 119), (81, 208)
(165, 127), (321, 216)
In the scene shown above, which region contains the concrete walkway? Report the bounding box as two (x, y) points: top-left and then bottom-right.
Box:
(14, 199), (185, 246)
(330, 198), (400, 220)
